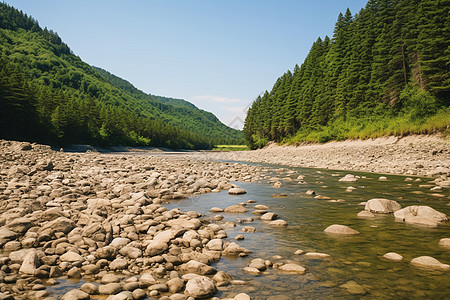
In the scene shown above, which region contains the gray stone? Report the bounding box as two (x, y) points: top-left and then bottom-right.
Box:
(438, 238), (450, 248)
(19, 250), (39, 275)
(60, 251), (84, 262)
(109, 258), (128, 271)
(98, 283), (122, 295)
(6, 217), (34, 234)
(148, 283), (169, 292)
(410, 256), (450, 270)
(260, 212), (278, 221)
(80, 282), (99, 295)
(167, 277), (185, 293)
(279, 263), (306, 274)
(224, 205), (248, 213)
(394, 206), (448, 227)
(179, 260), (217, 275)
(38, 217), (75, 234)
(102, 273), (120, 284)
(119, 246), (142, 259)
(139, 273), (157, 285)
(364, 199), (401, 214)
(145, 240), (168, 256)
(324, 224), (359, 235)
(382, 252), (403, 261)
(228, 187), (246, 195)
(131, 289), (146, 300)
(109, 237), (131, 248)
(61, 289), (90, 300)
(184, 276), (217, 298)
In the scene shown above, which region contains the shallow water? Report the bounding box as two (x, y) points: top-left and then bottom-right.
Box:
(165, 164), (450, 299)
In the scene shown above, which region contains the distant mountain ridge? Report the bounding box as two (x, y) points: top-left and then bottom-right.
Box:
(0, 2), (243, 148)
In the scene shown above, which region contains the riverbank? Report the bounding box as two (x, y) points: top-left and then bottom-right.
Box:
(0, 137), (448, 299)
(205, 135), (450, 177)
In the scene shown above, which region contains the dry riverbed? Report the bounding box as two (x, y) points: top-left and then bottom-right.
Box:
(205, 135), (450, 177)
(0, 137), (448, 300)
(0, 140), (269, 300)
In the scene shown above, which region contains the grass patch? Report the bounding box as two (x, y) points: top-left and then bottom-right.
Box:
(286, 107), (450, 145)
(212, 145), (250, 151)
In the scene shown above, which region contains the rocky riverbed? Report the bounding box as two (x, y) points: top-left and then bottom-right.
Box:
(205, 135), (450, 177)
(0, 137), (448, 300)
(0, 139), (272, 300)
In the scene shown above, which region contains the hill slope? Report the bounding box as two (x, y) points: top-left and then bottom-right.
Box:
(244, 0), (449, 149)
(0, 3), (243, 149)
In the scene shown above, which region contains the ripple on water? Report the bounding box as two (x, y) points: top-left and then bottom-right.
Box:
(165, 164), (450, 299)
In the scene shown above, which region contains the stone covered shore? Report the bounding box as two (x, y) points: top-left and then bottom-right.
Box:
(0, 140), (269, 300)
(206, 135), (450, 177)
(0, 135), (449, 300)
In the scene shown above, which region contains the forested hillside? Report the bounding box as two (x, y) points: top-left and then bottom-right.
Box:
(0, 3), (244, 149)
(244, 0), (449, 149)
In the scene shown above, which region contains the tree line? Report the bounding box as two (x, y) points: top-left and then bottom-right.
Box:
(244, 0), (449, 149)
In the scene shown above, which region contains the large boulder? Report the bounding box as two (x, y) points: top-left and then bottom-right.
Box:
(410, 256), (450, 270)
(0, 227), (18, 247)
(205, 239), (224, 251)
(139, 273), (157, 286)
(394, 206), (448, 227)
(6, 217), (34, 234)
(224, 205), (248, 213)
(109, 238), (130, 248)
(60, 251), (85, 263)
(438, 238), (450, 248)
(184, 276), (217, 298)
(364, 199), (401, 214)
(222, 242), (252, 256)
(179, 260), (217, 275)
(324, 224), (360, 235)
(109, 258), (128, 271)
(19, 250), (40, 275)
(260, 212), (278, 221)
(98, 283), (122, 295)
(61, 289), (89, 300)
(119, 246), (142, 259)
(145, 240), (168, 256)
(38, 217), (75, 234)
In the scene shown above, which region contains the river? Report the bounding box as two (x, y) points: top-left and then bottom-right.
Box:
(164, 162), (450, 299)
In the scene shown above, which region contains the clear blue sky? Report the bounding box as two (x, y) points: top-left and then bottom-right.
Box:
(5, 0), (367, 129)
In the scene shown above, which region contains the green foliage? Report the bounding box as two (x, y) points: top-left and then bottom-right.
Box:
(212, 145), (250, 151)
(245, 0), (450, 148)
(0, 2), (244, 149)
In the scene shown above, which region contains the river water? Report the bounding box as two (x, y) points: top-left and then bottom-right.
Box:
(46, 160), (449, 299)
(164, 162), (450, 299)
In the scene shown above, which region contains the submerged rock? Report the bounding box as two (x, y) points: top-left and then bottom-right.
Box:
(278, 263), (306, 274)
(382, 252), (403, 261)
(324, 224), (360, 235)
(269, 219), (287, 226)
(340, 280), (367, 295)
(410, 256), (450, 270)
(357, 210), (375, 218)
(339, 174), (359, 182)
(438, 238), (450, 248)
(224, 205), (248, 213)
